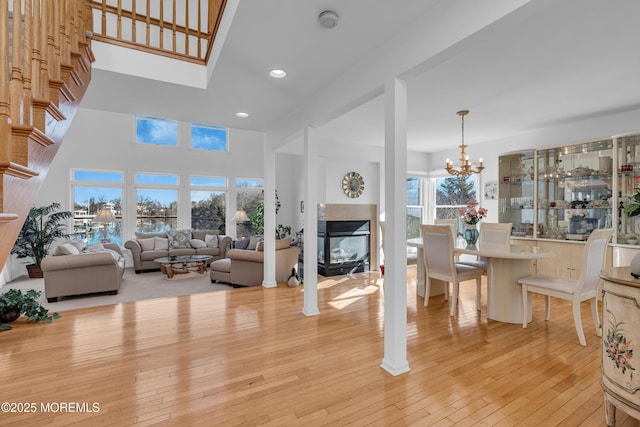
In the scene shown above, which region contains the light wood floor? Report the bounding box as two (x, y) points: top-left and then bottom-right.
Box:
(1, 269), (638, 426)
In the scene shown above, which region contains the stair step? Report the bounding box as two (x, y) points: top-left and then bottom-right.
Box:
(0, 161), (39, 179)
(0, 213), (19, 223)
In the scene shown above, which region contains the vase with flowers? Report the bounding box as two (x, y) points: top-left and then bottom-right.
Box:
(458, 200), (487, 245)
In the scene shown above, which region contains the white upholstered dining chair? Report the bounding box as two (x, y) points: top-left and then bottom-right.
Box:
(458, 222), (512, 273)
(434, 218), (459, 261)
(517, 228), (613, 346)
(420, 224), (483, 317)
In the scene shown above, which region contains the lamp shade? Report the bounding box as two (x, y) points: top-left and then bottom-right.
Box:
(94, 208), (116, 223)
(232, 209), (249, 222)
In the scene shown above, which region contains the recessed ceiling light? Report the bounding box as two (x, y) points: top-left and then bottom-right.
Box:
(270, 69), (287, 79)
(235, 112), (249, 118)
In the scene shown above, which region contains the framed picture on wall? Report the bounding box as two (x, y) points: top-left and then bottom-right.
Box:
(484, 181), (498, 200)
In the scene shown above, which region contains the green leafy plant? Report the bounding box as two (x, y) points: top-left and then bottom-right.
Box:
(624, 192), (640, 217)
(249, 190), (292, 239)
(11, 203), (74, 271)
(0, 289), (60, 330)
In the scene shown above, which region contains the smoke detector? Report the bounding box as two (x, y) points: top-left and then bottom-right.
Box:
(318, 11), (339, 28)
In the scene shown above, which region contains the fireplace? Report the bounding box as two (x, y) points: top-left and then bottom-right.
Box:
(317, 220), (370, 276)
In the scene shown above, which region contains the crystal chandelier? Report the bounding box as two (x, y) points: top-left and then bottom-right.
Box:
(445, 110), (484, 176)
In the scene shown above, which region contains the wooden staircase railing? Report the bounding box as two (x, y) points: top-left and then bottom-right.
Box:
(0, 0), (94, 274)
(89, 0), (227, 65)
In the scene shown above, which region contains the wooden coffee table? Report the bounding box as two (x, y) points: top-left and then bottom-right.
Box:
(153, 255), (213, 279)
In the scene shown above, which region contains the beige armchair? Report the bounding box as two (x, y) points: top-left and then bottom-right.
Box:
(210, 237), (300, 287)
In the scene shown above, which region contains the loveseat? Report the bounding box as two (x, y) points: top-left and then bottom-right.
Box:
(124, 229), (232, 273)
(41, 240), (126, 302)
(210, 236), (300, 287)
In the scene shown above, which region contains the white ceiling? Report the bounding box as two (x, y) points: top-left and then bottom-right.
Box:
(81, 0), (640, 155)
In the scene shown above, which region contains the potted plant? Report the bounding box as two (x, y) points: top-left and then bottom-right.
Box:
(0, 289), (60, 330)
(11, 202), (74, 278)
(249, 190), (292, 239)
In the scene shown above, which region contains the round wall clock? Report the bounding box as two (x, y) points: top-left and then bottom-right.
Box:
(342, 171), (365, 198)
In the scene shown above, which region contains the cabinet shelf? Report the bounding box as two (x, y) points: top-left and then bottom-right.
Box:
(499, 136), (632, 243)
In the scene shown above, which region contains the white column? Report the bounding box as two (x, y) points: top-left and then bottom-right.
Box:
(303, 126), (319, 316)
(380, 77), (410, 376)
(263, 142), (277, 288)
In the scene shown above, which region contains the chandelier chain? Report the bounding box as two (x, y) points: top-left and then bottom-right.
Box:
(445, 110), (484, 176)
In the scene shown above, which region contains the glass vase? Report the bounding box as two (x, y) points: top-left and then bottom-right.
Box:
(464, 223), (479, 245)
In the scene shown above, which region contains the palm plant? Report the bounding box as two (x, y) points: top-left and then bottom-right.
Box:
(11, 203), (73, 277)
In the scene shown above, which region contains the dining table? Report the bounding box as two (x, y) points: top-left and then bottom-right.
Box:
(407, 237), (555, 324)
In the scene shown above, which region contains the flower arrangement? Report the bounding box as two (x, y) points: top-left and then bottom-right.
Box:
(458, 200), (487, 225)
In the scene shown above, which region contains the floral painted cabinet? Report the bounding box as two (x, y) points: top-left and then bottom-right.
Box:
(600, 267), (640, 426)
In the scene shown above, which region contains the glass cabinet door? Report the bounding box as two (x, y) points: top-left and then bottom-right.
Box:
(537, 139), (613, 241)
(498, 151), (535, 237)
(617, 134), (640, 245)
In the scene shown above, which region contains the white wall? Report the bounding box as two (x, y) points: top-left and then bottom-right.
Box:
(36, 106), (267, 229)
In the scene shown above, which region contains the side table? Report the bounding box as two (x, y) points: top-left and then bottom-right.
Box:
(600, 266), (640, 426)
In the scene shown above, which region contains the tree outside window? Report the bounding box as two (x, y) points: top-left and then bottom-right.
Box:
(135, 173), (179, 232)
(236, 178), (264, 237)
(435, 176), (477, 233)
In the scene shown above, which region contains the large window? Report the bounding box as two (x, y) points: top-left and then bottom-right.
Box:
(190, 176), (227, 232)
(136, 116), (178, 147)
(406, 177), (423, 240)
(135, 173), (179, 232)
(434, 176), (478, 233)
(236, 178), (264, 237)
(71, 170), (123, 245)
(191, 123), (227, 152)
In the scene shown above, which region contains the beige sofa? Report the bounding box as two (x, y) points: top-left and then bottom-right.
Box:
(124, 230), (232, 273)
(210, 237), (300, 287)
(41, 241), (125, 303)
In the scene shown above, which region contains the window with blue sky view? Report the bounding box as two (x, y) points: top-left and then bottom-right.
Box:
(136, 116), (178, 146)
(191, 123), (227, 151)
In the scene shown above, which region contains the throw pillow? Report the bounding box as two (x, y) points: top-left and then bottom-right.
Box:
(154, 237), (169, 250)
(167, 229), (192, 249)
(276, 237), (292, 250)
(135, 231), (168, 239)
(256, 241), (264, 252)
(67, 238), (86, 252)
(247, 236), (263, 251)
(138, 237), (155, 251)
(190, 239), (207, 249)
(54, 242), (80, 256)
(235, 237), (250, 250)
(84, 243), (105, 252)
(204, 234), (219, 248)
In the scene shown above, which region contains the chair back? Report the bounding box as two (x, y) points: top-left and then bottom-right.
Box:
(577, 228), (613, 294)
(434, 218), (457, 239)
(420, 224), (455, 281)
(479, 222), (512, 244)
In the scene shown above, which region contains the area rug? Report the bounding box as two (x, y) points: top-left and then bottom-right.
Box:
(4, 267), (232, 312)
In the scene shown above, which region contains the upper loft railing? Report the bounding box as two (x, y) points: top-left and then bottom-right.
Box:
(89, 0), (227, 65)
